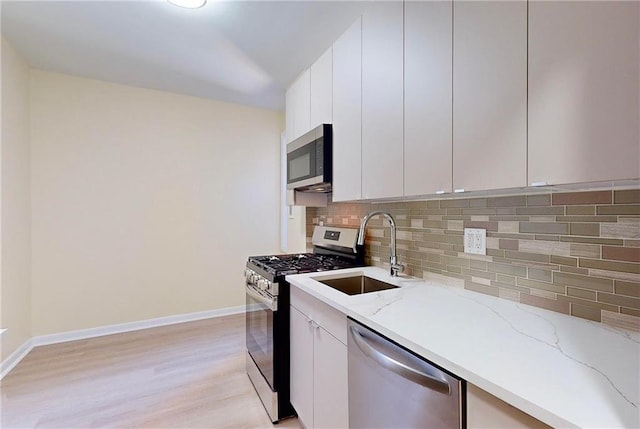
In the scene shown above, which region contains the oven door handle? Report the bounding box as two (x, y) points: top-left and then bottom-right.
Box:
(246, 284), (277, 312)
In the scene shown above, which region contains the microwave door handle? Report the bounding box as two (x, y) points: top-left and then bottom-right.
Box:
(245, 284), (277, 312)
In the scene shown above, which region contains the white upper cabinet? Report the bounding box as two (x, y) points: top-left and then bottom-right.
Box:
(332, 17), (363, 202)
(361, 1), (404, 200)
(404, 0), (453, 197)
(292, 69), (311, 142)
(528, 1), (640, 185)
(310, 46), (332, 129)
(453, 0), (527, 192)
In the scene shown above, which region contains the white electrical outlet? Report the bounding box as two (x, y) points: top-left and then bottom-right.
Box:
(464, 228), (486, 255)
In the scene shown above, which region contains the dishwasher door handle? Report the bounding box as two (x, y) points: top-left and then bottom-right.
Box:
(350, 325), (451, 395)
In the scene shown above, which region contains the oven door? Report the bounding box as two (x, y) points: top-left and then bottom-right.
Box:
(246, 283), (276, 388)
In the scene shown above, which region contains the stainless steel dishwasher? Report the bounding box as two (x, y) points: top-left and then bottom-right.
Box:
(348, 319), (465, 428)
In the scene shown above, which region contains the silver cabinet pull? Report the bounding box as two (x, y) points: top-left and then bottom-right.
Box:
(350, 325), (451, 395)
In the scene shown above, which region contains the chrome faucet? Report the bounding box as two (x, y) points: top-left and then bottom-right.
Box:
(357, 211), (404, 277)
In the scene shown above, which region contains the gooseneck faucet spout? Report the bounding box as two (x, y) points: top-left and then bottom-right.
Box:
(357, 211), (404, 277)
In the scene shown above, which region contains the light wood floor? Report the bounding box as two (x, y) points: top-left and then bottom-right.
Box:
(1, 314), (301, 428)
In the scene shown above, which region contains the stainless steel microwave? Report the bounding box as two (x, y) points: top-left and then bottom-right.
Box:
(286, 124), (332, 192)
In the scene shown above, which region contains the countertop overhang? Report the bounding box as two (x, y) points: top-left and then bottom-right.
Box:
(286, 267), (640, 429)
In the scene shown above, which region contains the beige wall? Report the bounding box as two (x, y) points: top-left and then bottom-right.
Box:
(30, 71), (282, 336)
(1, 38), (32, 360)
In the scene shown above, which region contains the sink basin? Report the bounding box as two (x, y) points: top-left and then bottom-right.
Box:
(315, 274), (399, 296)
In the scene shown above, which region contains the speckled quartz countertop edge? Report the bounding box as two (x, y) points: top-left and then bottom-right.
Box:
(286, 267), (640, 429)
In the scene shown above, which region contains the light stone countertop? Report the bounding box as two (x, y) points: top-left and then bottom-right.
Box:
(286, 266), (640, 429)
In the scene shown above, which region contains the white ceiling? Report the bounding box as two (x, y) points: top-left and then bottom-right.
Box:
(1, 0), (370, 110)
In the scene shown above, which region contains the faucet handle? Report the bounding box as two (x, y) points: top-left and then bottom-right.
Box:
(389, 256), (404, 277)
(391, 262), (404, 277)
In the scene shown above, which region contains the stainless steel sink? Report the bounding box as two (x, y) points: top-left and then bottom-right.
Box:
(316, 275), (399, 295)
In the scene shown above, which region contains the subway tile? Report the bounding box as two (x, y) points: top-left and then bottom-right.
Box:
(566, 206), (595, 215)
(588, 268), (640, 283)
(579, 258), (640, 274)
(499, 239), (519, 250)
(471, 216), (491, 222)
(557, 295), (618, 312)
(462, 208), (497, 216)
(625, 239), (640, 248)
(614, 190), (640, 204)
(498, 288), (520, 302)
(463, 221), (498, 231)
(528, 268), (552, 282)
(560, 266), (590, 275)
(569, 243), (600, 259)
(448, 265), (463, 274)
(601, 310), (640, 332)
(489, 232), (535, 240)
(469, 198), (488, 208)
(615, 280), (640, 298)
(465, 281), (500, 297)
(601, 222), (640, 239)
(411, 219), (424, 228)
(427, 200), (440, 208)
(505, 250), (550, 263)
(567, 287), (597, 301)
(521, 293), (570, 314)
(471, 276), (492, 286)
(571, 304), (601, 322)
(621, 307), (640, 317)
(441, 199), (469, 208)
(496, 207), (516, 215)
(597, 205), (640, 215)
(530, 289), (557, 300)
(498, 221), (520, 233)
(535, 234), (561, 241)
(560, 236), (624, 246)
(569, 223), (600, 236)
(487, 262), (527, 277)
(487, 195), (527, 207)
(520, 222), (569, 234)
(469, 259), (488, 270)
(553, 271), (614, 292)
(487, 249), (505, 257)
(556, 216), (617, 223)
(516, 206), (565, 216)
(598, 292), (640, 309)
(491, 281), (530, 293)
(496, 274), (516, 285)
(526, 194), (551, 206)
(489, 216), (530, 221)
(552, 191), (611, 206)
(462, 268), (496, 281)
(517, 277), (566, 294)
(519, 240), (571, 256)
(442, 255), (470, 268)
(530, 215), (557, 222)
(602, 246), (640, 263)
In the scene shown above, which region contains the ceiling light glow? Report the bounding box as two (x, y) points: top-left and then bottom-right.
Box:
(168, 0), (206, 9)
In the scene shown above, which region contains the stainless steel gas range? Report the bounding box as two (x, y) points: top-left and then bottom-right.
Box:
(244, 226), (363, 422)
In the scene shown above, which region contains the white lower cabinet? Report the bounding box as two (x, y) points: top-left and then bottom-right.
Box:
(467, 384), (550, 429)
(290, 287), (348, 429)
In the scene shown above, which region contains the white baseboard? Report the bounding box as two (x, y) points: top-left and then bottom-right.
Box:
(1, 339), (34, 380)
(0, 305), (245, 380)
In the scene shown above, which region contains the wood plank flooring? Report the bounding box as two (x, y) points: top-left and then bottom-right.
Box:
(1, 314), (301, 428)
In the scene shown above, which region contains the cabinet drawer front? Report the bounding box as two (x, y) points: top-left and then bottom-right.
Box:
(291, 286), (347, 344)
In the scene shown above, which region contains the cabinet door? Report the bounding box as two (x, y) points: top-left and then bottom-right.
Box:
(467, 384), (550, 428)
(361, 2), (404, 199)
(285, 86), (295, 143)
(313, 327), (349, 429)
(310, 46), (333, 129)
(453, 0), (527, 192)
(292, 69), (311, 141)
(332, 17), (363, 202)
(404, 0), (453, 197)
(528, 1), (640, 185)
(290, 306), (314, 428)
